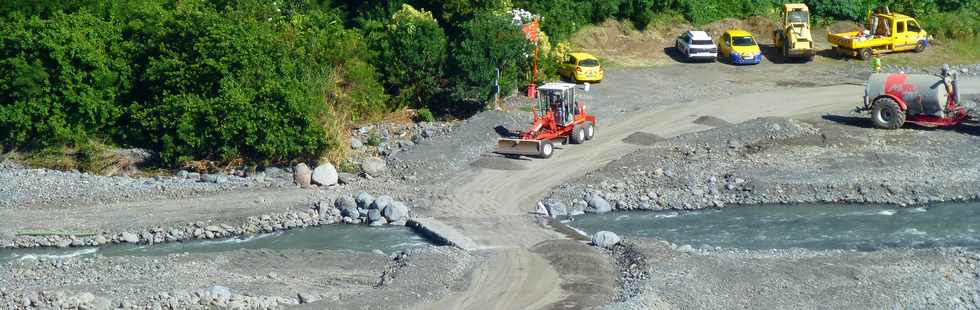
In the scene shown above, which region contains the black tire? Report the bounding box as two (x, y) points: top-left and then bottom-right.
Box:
(871, 97), (906, 129)
(859, 48), (873, 60)
(584, 122), (595, 140)
(570, 126), (586, 144)
(914, 41), (926, 53)
(538, 141), (554, 159)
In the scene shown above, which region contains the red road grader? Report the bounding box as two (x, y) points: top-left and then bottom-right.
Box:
(495, 83), (596, 158)
(861, 65), (969, 129)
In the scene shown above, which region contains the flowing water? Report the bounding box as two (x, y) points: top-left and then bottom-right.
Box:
(569, 202), (980, 251)
(0, 224), (431, 262)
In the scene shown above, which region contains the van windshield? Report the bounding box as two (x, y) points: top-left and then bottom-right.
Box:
(692, 40), (714, 45)
(732, 36), (756, 46)
(578, 59), (600, 67)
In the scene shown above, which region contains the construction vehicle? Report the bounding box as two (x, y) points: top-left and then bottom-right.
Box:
(495, 83), (596, 158)
(772, 3), (815, 60)
(860, 65), (966, 129)
(828, 7), (928, 60)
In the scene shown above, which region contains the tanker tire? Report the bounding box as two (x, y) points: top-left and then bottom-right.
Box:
(584, 122), (595, 141)
(914, 41), (926, 53)
(859, 48), (873, 60)
(538, 141), (554, 159)
(871, 97), (906, 129)
(570, 126), (586, 144)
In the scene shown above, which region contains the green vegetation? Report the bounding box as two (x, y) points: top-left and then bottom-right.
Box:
(1, 0), (977, 168)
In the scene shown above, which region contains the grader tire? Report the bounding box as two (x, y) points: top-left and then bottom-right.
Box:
(570, 126), (586, 144)
(538, 141), (554, 159)
(871, 97), (906, 129)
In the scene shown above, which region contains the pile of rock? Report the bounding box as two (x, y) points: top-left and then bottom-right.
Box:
(350, 122), (453, 157)
(335, 192), (412, 226)
(0, 286), (295, 309)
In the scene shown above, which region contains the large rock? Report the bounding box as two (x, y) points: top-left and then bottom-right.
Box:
(592, 231), (621, 248)
(293, 163), (312, 188)
(544, 200), (567, 217)
(334, 196), (357, 210)
(585, 196), (612, 214)
(355, 192), (375, 209)
(361, 158), (387, 176)
(121, 232), (140, 244)
(350, 137), (364, 150)
(205, 285), (232, 305)
(370, 195), (394, 210)
(367, 209), (382, 222)
(311, 163), (338, 186)
(382, 202), (409, 222)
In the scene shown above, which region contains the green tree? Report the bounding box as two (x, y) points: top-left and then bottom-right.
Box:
(373, 5), (448, 108)
(0, 12), (129, 149)
(448, 12), (533, 111)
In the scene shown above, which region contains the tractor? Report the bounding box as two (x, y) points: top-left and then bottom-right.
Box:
(495, 83), (596, 158)
(861, 65), (968, 129)
(772, 3), (815, 60)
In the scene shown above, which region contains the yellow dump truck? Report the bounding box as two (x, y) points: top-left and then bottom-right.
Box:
(772, 3), (815, 60)
(828, 9), (929, 60)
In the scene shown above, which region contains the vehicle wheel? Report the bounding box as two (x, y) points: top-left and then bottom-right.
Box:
(914, 41), (926, 53)
(859, 48), (873, 60)
(584, 122), (595, 140)
(538, 141), (554, 158)
(871, 97), (906, 129)
(570, 126), (586, 144)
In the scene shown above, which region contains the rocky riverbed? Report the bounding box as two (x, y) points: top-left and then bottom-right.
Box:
(545, 114), (980, 213)
(599, 237), (980, 310)
(0, 245), (476, 309)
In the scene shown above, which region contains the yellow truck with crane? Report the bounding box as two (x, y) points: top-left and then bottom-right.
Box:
(772, 3), (815, 60)
(828, 7), (929, 60)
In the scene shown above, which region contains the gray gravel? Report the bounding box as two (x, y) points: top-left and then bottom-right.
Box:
(0, 246), (476, 310)
(602, 237), (980, 310)
(0, 165), (291, 209)
(547, 116), (980, 211)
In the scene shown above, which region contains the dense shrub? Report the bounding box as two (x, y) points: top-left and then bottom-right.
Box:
(371, 5), (448, 109)
(448, 12), (534, 111)
(0, 12), (130, 149)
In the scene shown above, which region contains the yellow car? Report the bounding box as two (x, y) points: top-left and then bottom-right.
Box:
(558, 52), (604, 83)
(718, 29), (762, 65)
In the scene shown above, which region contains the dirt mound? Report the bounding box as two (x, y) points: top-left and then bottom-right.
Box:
(569, 20), (680, 67)
(622, 132), (666, 146)
(701, 17), (779, 43)
(693, 115), (732, 127)
(470, 156), (527, 171)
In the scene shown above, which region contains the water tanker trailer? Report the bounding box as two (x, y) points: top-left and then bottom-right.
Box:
(860, 65), (966, 129)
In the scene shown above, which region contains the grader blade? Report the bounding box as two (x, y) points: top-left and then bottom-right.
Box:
(495, 138), (542, 156)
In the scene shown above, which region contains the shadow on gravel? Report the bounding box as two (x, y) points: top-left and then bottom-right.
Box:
(821, 114), (874, 128)
(494, 125), (520, 138)
(662, 47), (716, 65)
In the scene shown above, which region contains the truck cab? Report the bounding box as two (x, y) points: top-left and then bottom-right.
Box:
(828, 9), (928, 60)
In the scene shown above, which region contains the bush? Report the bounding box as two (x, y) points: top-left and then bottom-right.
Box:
(0, 12), (129, 150)
(447, 12), (534, 110)
(371, 5), (448, 109)
(416, 107), (436, 122)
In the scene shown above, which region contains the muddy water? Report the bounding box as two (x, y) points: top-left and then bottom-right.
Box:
(0, 225), (430, 261)
(569, 203), (980, 251)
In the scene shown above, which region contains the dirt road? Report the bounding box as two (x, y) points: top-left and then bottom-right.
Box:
(413, 73), (980, 308)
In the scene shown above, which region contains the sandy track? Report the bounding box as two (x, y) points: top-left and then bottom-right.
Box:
(411, 80), (910, 309)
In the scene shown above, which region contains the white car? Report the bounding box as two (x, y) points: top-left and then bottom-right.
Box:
(675, 30), (718, 61)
